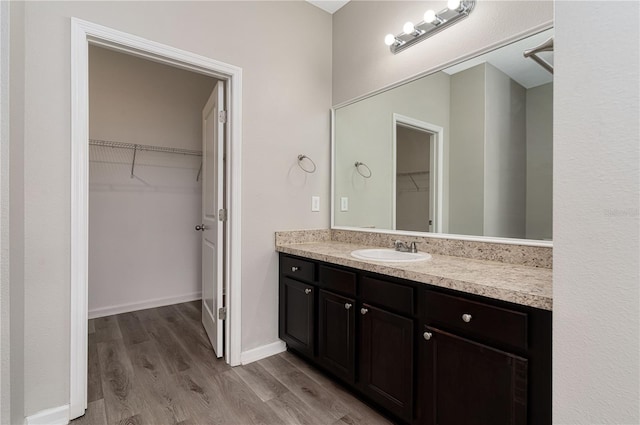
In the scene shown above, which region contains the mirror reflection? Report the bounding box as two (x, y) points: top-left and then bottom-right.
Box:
(333, 29), (553, 241)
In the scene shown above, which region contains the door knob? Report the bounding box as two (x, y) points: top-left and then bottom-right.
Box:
(344, 303), (352, 310)
(304, 288), (312, 295)
(462, 313), (472, 323)
(360, 308), (368, 315)
(423, 331), (432, 341)
(195, 224), (208, 231)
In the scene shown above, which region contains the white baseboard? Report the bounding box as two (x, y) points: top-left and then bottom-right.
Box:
(240, 340), (286, 365)
(88, 292), (201, 319)
(26, 405), (69, 425)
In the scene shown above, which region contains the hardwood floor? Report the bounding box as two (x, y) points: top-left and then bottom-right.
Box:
(72, 301), (393, 425)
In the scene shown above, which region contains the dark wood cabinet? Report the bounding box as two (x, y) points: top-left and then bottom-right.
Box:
(419, 326), (528, 425)
(359, 303), (414, 422)
(318, 289), (356, 383)
(278, 253), (551, 425)
(279, 277), (315, 357)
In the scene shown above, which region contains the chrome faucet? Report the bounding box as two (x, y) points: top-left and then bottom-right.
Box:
(394, 240), (418, 253)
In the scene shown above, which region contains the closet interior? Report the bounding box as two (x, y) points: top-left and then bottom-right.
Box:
(88, 45), (217, 319)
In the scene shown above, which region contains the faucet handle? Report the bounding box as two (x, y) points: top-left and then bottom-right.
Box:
(410, 241), (418, 253)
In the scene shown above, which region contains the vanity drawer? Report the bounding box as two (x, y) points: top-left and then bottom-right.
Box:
(424, 290), (528, 350)
(319, 265), (356, 296)
(281, 256), (316, 283)
(361, 276), (414, 316)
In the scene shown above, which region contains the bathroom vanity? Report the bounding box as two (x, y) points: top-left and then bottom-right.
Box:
(276, 236), (551, 425)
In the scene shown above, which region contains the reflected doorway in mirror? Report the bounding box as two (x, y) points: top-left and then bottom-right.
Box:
(392, 114), (443, 233)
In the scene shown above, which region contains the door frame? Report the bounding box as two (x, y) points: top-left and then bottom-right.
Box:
(391, 113), (443, 233)
(70, 18), (243, 420)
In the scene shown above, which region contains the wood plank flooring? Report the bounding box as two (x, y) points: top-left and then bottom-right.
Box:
(72, 301), (393, 425)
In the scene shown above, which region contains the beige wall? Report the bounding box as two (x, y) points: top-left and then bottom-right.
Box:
(11, 1), (331, 416)
(8, 2), (25, 423)
(526, 82), (553, 240)
(484, 63), (526, 239)
(0, 1), (10, 422)
(553, 1), (639, 422)
(449, 64), (485, 236)
(88, 46), (216, 316)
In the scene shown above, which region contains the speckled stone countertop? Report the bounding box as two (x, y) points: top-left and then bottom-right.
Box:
(276, 240), (552, 311)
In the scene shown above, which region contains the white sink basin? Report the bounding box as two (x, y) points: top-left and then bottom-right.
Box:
(351, 248), (431, 263)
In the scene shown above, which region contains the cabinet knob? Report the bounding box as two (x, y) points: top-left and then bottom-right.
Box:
(423, 331), (432, 341)
(344, 303), (352, 310)
(360, 308), (368, 315)
(462, 313), (472, 323)
(304, 288), (312, 295)
(291, 266), (299, 272)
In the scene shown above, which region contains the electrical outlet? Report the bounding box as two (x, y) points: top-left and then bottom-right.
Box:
(312, 196), (320, 212)
(341, 197), (349, 211)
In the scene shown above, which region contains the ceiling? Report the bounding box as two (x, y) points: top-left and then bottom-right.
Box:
(306, 0), (350, 14)
(442, 29), (554, 89)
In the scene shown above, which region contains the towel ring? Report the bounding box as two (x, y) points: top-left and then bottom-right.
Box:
(297, 154), (316, 173)
(355, 161), (372, 178)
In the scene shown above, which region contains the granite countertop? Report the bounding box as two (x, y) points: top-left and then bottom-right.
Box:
(276, 240), (552, 311)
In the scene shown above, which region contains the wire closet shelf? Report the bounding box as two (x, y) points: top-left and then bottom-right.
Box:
(89, 139), (203, 156)
(89, 139), (204, 180)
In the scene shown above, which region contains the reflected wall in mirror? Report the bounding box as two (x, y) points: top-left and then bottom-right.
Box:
(333, 28), (553, 242)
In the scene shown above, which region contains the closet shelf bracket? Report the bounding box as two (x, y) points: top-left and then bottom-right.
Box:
(197, 162), (203, 182)
(131, 144), (138, 179)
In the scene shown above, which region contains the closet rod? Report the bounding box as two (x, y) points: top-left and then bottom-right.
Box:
(89, 139), (203, 156)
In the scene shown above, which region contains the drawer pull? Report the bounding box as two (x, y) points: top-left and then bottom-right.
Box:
(304, 288), (312, 295)
(462, 313), (472, 323)
(344, 303), (352, 310)
(423, 331), (432, 341)
(291, 266), (299, 272)
(360, 308), (369, 315)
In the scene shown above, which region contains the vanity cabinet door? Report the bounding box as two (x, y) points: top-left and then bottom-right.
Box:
(419, 326), (528, 425)
(359, 304), (414, 422)
(279, 277), (316, 357)
(318, 289), (356, 383)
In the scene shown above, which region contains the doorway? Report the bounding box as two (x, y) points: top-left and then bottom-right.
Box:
(392, 114), (443, 233)
(70, 18), (243, 420)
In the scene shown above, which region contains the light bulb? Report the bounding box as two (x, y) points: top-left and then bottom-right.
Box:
(447, 0), (461, 10)
(384, 34), (396, 46)
(403, 21), (415, 34)
(423, 9), (437, 23)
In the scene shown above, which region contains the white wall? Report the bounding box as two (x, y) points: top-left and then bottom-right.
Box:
(526, 82), (553, 240)
(11, 1), (331, 417)
(553, 1), (639, 423)
(484, 63), (526, 239)
(88, 47), (215, 317)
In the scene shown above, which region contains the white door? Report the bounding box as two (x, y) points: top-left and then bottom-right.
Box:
(200, 81), (225, 358)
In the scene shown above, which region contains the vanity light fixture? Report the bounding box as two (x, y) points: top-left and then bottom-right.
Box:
(384, 0), (476, 54)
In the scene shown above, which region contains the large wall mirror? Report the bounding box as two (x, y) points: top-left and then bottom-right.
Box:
(332, 28), (553, 244)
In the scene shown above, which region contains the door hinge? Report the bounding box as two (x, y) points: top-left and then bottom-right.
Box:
(218, 208), (227, 222)
(218, 307), (227, 320)
(218, 111), (227, 123)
